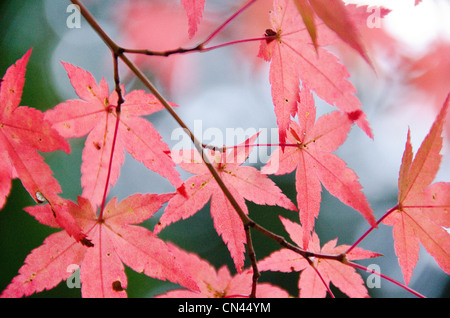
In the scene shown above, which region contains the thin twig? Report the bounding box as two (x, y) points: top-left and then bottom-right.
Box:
(202, 0), (260, 46)
(345, 205), (399, 254)
(122, 37), (272, 57)
(348, 262), (425, 298)
(98, 52), (123, 220)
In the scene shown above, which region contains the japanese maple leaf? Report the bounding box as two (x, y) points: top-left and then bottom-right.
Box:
(259, 0), (375, 144)
(383, 94), (450, 285)
(262, 87), (376, 248)
(1, 193), (199, 298)
(182, 0), (206, 39)
(0, 49), (88, 242)
(45, 63), (183, 208)
(156, 242), (289, 298)
(154, 135), (297, 272)
(258, 217), (381, 298)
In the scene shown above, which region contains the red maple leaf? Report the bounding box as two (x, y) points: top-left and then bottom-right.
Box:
(258, 216), (381, 298)
(45, 63), (183, 209)
(182, 0), (206, 39)
(1, 193), (199, 298)
(0, 49), (88, 242)
(262, 87), (376, 248)
(383, 94), (450, 285)
(156, 242), (289, 298)
(155, 135), (297, 272)
(259, 0), (377, 144)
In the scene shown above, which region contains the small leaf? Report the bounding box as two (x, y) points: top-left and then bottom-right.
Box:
(258, 217), (380, 298)
(156, 243), (290, 298)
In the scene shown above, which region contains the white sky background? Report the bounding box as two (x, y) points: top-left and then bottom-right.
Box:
(346, 0), (450, 48)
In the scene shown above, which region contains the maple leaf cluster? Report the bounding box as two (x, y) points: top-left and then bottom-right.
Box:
(0, 0), (449, 298)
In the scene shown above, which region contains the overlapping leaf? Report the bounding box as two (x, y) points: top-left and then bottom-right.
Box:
(383, 94), (450, 285)
(0, 49), (88, 242)
(258, 216), (381, 298)
(45, 63), (183, 209)
(1, 194), (199, 298)
(263, 87), (376, 248)
(155, 135), (296, 272)
(293, 0), (372, 64)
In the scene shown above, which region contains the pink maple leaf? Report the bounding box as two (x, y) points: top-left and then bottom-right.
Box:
(1, 193), (199, 298)
(155, 134), (297, 272)
(45, 63), (183, 209)
(0, 49), (89, 242)
(383, 94), (450, 285)
(262, 87), (376, 248)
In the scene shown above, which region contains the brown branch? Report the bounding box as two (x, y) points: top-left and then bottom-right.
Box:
(69, 0), (418, 299)
(245, 224), (260, 298)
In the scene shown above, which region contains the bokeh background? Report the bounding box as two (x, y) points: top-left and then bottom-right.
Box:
(0, 0), (449, 298)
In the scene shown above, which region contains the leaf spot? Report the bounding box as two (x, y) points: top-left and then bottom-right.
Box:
(93, 142), (101, 150)
(112, 280), (125, 292)
(80, 237), (94, 247)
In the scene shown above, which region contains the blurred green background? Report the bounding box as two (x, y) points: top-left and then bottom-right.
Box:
(1, 0), (449, 298)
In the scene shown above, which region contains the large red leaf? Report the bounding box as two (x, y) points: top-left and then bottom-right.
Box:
(155, 135), (297, 272)
(45, 63), (183, 208)
(262, 87), (375, 248)
(383, 94), (450, 285)
(1, 194), (199, 298)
